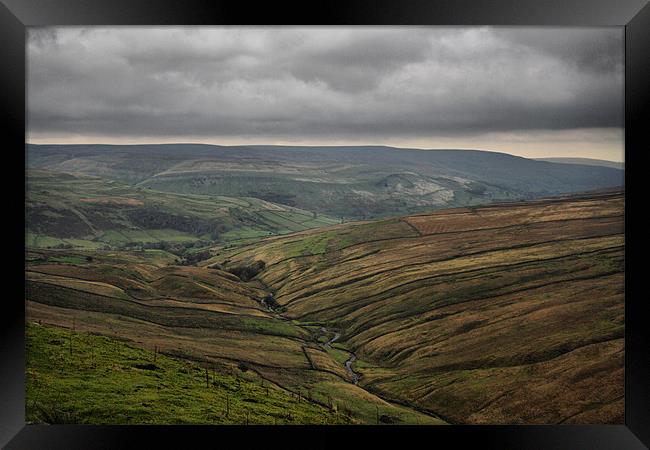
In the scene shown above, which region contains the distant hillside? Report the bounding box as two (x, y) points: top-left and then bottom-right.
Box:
(535, 157), (624, 170)
(27, 144), (625, 220)
(26, 170), (339, 250)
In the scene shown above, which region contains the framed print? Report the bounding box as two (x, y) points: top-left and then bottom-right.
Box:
(1, 0), (649, 448)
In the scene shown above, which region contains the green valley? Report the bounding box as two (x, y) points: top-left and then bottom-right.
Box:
(26, 169), (339, 250)
(28, 144), (624, 221)
(25, 186), (624, 424)
(22, 26), (628, 430)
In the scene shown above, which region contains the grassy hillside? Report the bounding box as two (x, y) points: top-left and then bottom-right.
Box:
(25, 248), (444, 425)
(26, 170), (339, 249)
(26, 322), (349, 424)
(27, 144), (624, 220)
(25, 188), (624, 424)
(208, 191), (624, 424)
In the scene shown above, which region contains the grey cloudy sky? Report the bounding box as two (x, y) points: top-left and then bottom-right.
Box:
(27, 26), (624, 161)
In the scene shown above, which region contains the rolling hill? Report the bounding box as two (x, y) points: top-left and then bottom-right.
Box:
(206, 190), (624, 424)
(26, 170), (339, 250)
(26, 190), (624, 424)
(535, 157), (624, 170)
(25, 247), (445, 425)
(27, 144), (624, 220)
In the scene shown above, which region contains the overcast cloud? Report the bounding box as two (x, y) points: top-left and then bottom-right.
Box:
(27, 27), (624, 160)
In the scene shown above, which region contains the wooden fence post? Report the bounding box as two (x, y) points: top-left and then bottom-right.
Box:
(69, 320), (73, 356)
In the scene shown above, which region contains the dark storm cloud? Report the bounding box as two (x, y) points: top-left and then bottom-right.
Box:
(27, 27), (623, 140)
(498, 28), (623, 74)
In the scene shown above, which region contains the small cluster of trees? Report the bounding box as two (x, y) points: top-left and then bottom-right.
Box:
(262, 294), (280, 309)
(226, 260), (266, 281)
(125, 208), (226, 239)
(108, 240), (214, 265)
(181, 249), (212, 265)
(47, 243), (73, 249)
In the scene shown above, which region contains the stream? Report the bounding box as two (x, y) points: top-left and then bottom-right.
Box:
(322, 327), (341, 348)
(344, 353), (360, 385)
(319, 327), (360, 385)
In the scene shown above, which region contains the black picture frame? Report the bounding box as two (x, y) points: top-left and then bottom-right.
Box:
(2, 1), (649, 448)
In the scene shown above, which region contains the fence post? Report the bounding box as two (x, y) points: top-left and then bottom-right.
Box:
(69, 320), (73, 356)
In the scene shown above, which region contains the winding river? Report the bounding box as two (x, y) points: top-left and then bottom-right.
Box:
(320, 327), (360, 385)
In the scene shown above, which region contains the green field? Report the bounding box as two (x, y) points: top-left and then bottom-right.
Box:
(26, 323), (350, 424)
(26, 170), (340, 251)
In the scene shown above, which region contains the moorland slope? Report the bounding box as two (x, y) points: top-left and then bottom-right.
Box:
(25, 248), (443, 424)
(26, 190), (624, 424)
(28, 144), (624, 220)
(208, 190), (624, 424)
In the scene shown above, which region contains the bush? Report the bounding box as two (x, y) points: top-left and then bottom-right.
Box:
(379, 414), (400, 424)
(183, 249), (212, 265)
(263, 294), (280, 309)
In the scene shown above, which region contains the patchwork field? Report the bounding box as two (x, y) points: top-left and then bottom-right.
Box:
(28, 144), (624, 221)
(25, 190), (624, 424)
(26, 169), (340, 250)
